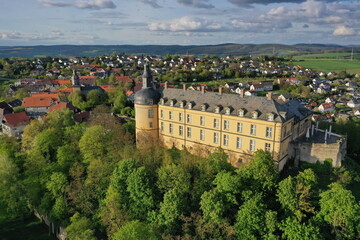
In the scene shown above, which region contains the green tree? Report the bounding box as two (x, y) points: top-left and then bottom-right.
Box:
(112, 220), (159, 240)
(235, 193), (276, 240)
(157, 163), (191, 194)
(79, 125), (110, 163)
(126, 167), (156, 220)
(317, 183), (360, 239)
(277, 169), (317, 221)
(66, 213), (96, 240)
(280, 217), (322, 240)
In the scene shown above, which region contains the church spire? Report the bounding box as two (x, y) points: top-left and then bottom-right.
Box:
(142, 64), (153, 89)
(72, 69), (80, 86)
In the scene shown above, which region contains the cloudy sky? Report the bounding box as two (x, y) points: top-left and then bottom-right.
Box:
(0, 0), (359, 46)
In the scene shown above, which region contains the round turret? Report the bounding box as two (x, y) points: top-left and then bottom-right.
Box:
(134, 88), (161, 105)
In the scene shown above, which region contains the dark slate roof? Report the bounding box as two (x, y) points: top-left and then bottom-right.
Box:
(160, 88), (312, 123)
(134, 88), (161, 105)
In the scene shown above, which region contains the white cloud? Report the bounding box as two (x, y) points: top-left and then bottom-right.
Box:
(333, 26), (356, 36)
(37, 0), (116, 10)
(149, 16), (222, 32)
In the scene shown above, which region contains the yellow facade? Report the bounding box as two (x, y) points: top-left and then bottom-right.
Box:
(135, 104), (159, 147)
(154, 104), (311, 170)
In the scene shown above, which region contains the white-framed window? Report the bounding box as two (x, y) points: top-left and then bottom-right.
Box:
(250, 124), (256, 135)
(179, 126), (183, 136)
(148, 109), (154, 118)
(200, 116), (205, 126)
(160, 109), (163, 118)
(213, 132), (219, 144)
(215, 107), (220, 113)
(187, 127), (191, 138)
(252, 112), (258, 119)
(238, 110), (244, 117)
(268, 114), (274, 121)
(149, 99), (153, 105)
(250, 139), (256, 152)
(187, 114), (191, 123)
(170, 100), (174, 106)
(266, 127), (272, 138)
(214, 119), (219, 129)
(160, 99), (165, 105)
(236, 137), (242, 149)
(265, 143), (271, 151)
(161, 122), (164, 132)
(225, 108), (230, 115)
(188, 103), (192, 109)
(201, 105), (206, 111)
(200, 129), (205, 141)
(169, 124), (173, 134)
(169, 111), (173, 120)
(223, 134), (229, 146)
(224, 120), (229, 130)
(179, 113), (183, 122)
(180, 101), (184, 108)
(237, 122), (243, 133)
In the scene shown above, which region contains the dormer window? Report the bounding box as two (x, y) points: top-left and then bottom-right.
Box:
(170, 100), (174, 107)
(148, 99), (153, 105)
(160, 98), (165, 105)
(267, 113), (274, 121)
(179, 101), (185, 108)
(201, 104), (207, 111)
(238, 109), (245, 117)
(225, 107), (231, 115)
(187, 102), (193, 110)
(252, 111), (258, 119)
(215, 106), (221, 114)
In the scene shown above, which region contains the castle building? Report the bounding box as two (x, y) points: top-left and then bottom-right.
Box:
(134, 66), (343, 170)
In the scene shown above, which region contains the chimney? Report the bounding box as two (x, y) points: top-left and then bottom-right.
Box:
(266, 92), (273, 100)
(201, 85), (205, 94)
(239, 89), (244, 98)
(183, 84), (187, 91)
(164, 82), (168, 89)
(219, 87), (223, 95)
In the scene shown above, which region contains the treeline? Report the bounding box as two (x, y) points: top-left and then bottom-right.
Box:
(0, 108), (360, 239)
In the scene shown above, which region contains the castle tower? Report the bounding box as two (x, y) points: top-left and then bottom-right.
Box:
(134, 64), (161, 147)
(71, 69), (81, 92)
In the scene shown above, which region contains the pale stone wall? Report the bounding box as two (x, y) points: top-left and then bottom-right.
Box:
(290, 137), (346, 167)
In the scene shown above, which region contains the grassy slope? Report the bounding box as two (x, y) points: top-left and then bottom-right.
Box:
(291, 53), (360, 74)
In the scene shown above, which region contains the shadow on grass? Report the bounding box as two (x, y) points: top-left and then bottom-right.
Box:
(0, 215), (57, 240)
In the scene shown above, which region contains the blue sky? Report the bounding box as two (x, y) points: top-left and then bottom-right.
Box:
(0, 0), (359, 46)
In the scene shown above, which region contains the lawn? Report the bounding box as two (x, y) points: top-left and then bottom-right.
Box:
(293, 52), (360, 60)
(291, 59), (360, 74)
(0, 216), (57, 240)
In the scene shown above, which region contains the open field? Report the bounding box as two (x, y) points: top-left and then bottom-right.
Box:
(291, 59), (360, 74)
(293, 52), (360, 60)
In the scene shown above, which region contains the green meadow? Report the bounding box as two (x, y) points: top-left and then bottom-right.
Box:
(291, 52), (360, 74)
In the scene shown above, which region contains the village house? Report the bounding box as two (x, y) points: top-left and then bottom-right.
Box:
(319, 103), (335, 113)
(1, 112), (30, 138)
(347, 99), (360, 108)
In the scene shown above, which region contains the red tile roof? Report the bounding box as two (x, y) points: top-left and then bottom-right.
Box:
(31, 93), (59, 101)
(115, 76), (133, 83)
(100, 85), (116, 92)
(22, 96), (54, 108)
(80, 76), (97, 80)
(48, 102), (78, 113)
(51, 80), (71, 85)
(3, 112), (30, 127)
(53, 88), (73, 93)
(321, 103), (334, 109)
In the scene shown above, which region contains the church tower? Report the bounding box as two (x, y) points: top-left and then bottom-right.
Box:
(134, 64), (161, 147)
(71, 69), (81, 92)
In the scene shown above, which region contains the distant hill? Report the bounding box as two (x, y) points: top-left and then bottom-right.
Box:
(0, 43), (359, 58)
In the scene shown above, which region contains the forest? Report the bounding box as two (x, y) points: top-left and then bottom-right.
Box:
(0, 106), (359, 240)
